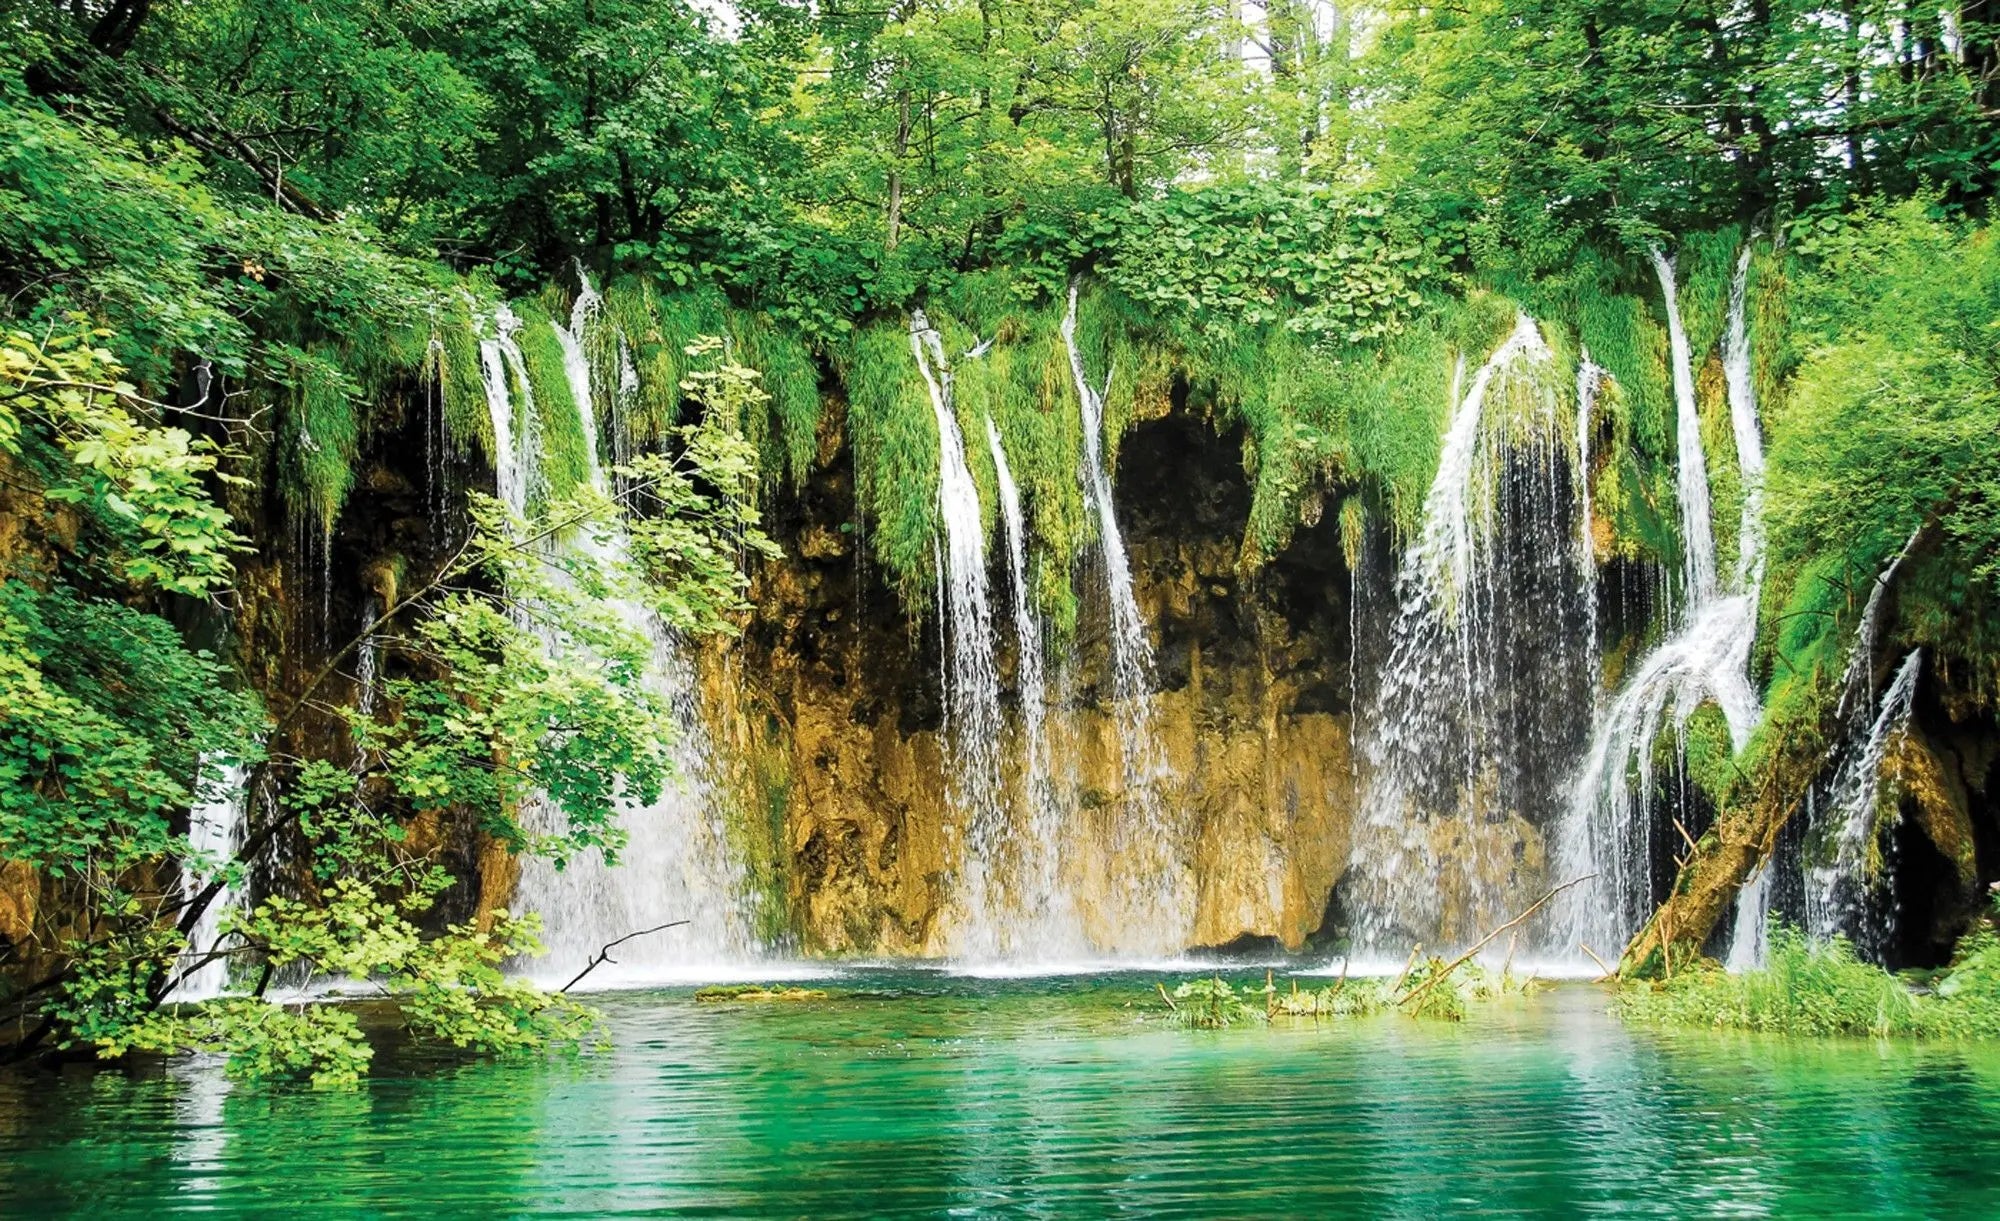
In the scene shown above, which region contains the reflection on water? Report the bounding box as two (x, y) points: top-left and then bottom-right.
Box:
(3, 975), (1999, 1216)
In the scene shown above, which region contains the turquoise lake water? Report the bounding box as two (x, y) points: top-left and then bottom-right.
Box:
(3, 970), (1998, 1217)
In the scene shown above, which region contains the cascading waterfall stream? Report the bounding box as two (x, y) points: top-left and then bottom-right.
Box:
(172, 760), (251, 1001)
(1652, 246), (1720, 607)
(906, 312), (1014, 957)
(1728, 528), (1912, 964)
(498, 280), (755, 982)
(1345, 314), (1595, 948)
(1806, 650), (1923, 954)
(1060, 280), (1156, 729)
(1839, 531), (1922, 720)
(1724, 861), (1773, 972)
(1059, 279), (1191, 952)
(478, 305), (531, 516)
(1722, 246), (1768, 590)
(1557, 241), (1768, 960)
(1576, 355), (1604, 679)
(981, 415), (1086, 956)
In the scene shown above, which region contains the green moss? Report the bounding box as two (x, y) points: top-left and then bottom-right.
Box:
(278, 343), (362, 537)
(1699, 346), (1744, 579)
(1075, 281), (1176, 454)
(1681, 702), (1739, 806)
(506, 298), (593, 508)
(602, 276), (730, 448)
(1756, 549), (1863, 735)
(1344, 300), (1474, 537)
(693, 984), (830, 1002)
(728, 308), (822, 489)
(837, 318), (941, 605)
(435, 305), (493, 460)
(950, 286), (1089, 630)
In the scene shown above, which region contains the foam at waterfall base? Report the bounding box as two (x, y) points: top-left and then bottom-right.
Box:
(1294, 953), (1604, 981)
(938, 955), (1294, 980)
(261, 951), (1604, 1003)
(526, 960), (850, 993)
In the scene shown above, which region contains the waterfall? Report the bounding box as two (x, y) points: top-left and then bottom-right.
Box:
(906, 312), (1013, 956)
(478, 305), (530, 516)
(1575, 357), (1602, 574)
(1722, 246), (1767, 590)
(172, 760), (250, 1001)
(1060, 279), (1155, 718)
(1058, 280), (1195, 953)
(354, 600), (379, 720)
(1650, 246), (1718, 608)
(1725, 860), (1772, 972)
(1575, 356), (1604, 703)
(979, 414), (1086, 956)
(351, 598), (379, 773)
(1344, 314), (1596, 948)
(1556, 242), (1770, 960)
(1806, 650), (1922, 954)
(499, 283), (754, 983)
(1838, 530), (1921, 721)
(1557, 595), (1765, 954)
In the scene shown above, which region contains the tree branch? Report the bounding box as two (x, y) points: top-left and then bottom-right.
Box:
(559, 920), (689, 993)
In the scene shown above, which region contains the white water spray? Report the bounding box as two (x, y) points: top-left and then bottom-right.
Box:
(1838, 531), (1922, 721)
(1806, 650), (1922, 951)
(1059, 279), (1193, 952)
(1722, 245), (1767, 591)
(980, 414), (1085, 956)
(1725, 860), (1772, 972)
(1651, 246), (1719, 608)
(1558, 242), (1768, 959)
(1346, 314), (1596, 947)
(172, 760), (251, 1001)
(478, 305), (530, 517)
(1060, 279), (1154, 714)
(907, 312), (1012, 955)
(504, 281), (755, 981)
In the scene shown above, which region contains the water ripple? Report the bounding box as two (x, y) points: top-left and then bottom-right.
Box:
(2, 977), (1998, 1217)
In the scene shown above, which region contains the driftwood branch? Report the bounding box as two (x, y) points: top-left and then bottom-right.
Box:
(1391, 942), (1424, 994)
(559, 921), (689, 993)
(1397, 875), (1596, 1008)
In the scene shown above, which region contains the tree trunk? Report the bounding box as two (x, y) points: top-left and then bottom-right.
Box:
(886, 88), (910, 250)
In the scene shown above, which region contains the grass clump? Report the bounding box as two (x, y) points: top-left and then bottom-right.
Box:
(729, 308), (822, 489)
(837, 317), (943, 605)
(1161, 977), (1260, 1029)
(1271, 976), (1394, 1019)
(1617, 922), (2000, 1039)
(601, 276), (730, 448)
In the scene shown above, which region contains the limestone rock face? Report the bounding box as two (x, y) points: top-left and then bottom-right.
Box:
(716, 406), (1361, 955)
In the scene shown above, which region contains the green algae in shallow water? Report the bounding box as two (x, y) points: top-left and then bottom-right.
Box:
(692, 984), (832, 1002)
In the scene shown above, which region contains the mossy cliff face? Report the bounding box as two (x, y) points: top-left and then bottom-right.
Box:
(713, 401), (1359, 955)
